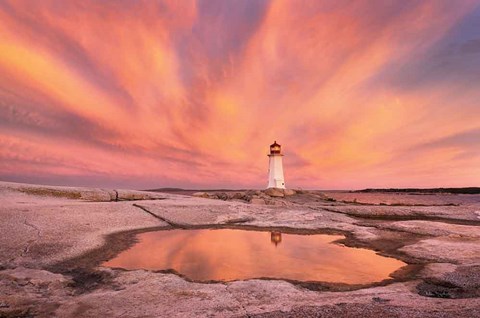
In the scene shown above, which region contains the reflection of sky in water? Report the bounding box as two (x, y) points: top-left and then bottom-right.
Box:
(103, 229), (405, 284)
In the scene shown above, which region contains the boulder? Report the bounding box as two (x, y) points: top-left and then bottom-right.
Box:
(232, 192), (246, 200)
(216, 192), (229, 200)
(116, 189), (165, 201)
(192, 192), (210, 198)
(283, 189), (296, 196)
(265, 188), (285, 197)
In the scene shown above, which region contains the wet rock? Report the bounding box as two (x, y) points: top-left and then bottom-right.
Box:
(265, 188), (285, 197)
(283, 189), (296, 196)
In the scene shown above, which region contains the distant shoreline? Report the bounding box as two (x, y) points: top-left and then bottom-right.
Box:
(354, 187), (480, 195)
(147, 187), (480, 195)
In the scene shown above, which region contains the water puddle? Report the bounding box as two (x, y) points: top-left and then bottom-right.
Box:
(103, 229), (406, 284)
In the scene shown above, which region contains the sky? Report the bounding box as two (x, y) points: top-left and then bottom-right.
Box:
(0, 0), (479, 190)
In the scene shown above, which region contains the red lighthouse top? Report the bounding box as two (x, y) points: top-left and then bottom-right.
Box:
(269, 141), (281, 155)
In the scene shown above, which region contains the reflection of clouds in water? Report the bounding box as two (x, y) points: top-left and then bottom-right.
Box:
(104, 229), (405, 284)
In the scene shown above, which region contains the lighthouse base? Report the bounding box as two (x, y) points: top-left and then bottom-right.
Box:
(267, 181), (286, 189)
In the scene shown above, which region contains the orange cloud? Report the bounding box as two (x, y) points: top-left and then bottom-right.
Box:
(0, 0), (479, 189)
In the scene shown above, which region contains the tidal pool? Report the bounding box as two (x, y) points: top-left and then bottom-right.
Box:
(103, 229), (406, 284)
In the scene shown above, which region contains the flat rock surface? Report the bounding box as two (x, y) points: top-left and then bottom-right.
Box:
(1, 182), (480, 317)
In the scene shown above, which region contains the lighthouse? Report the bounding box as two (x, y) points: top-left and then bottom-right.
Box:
(267, 141), (286, 189)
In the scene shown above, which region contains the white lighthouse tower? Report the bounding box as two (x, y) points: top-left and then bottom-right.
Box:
(267, 141), (286, 189)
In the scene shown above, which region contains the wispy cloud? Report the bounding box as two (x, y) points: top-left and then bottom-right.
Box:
(0, 0), (479, 189)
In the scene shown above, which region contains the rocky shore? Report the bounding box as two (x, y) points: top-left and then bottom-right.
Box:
(1, 181), (479, 317)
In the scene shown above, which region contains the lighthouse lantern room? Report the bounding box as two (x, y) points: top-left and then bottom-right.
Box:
(267, 141), (286, 189)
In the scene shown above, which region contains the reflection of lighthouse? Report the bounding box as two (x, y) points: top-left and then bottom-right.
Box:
(270, 232), (282, 246)
(267, 141), (285, 189)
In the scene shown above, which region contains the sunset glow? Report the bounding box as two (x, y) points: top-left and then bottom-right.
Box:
(1, 0), (479, 189)
(103, 229), (405, 284)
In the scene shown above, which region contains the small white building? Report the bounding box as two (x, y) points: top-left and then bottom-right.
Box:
(267, 141), (286, 189)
